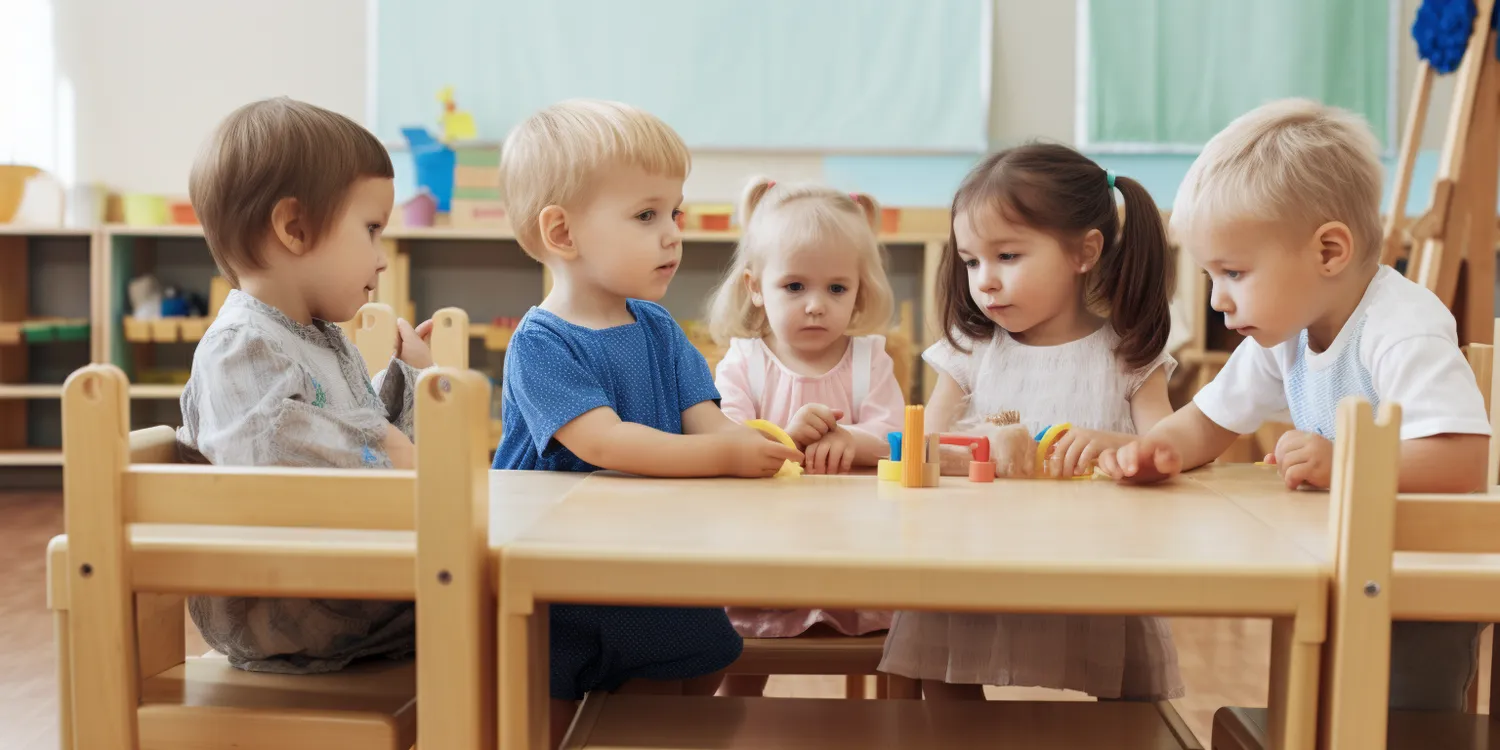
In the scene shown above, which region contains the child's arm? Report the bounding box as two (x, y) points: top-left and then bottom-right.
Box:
(1048, 366), (1177, 477)
(837, 340), (907, 468)
(1099, 405), (1241, 483)
(556, 406), (801, 477)
(1262, 429), (1488, 492)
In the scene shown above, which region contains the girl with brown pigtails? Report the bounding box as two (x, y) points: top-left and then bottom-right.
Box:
(879, 143), (1183, 702)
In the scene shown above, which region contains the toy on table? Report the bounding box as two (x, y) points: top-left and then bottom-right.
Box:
(745, 419), (803, 478)
(872, 405), (942, 487)
(1033, 423), (1107, 480)
(880, 432), (995, 484)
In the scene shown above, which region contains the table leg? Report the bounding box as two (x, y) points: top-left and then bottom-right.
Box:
(1268, 617), (1321, 750)
(500, 595), (549, 750)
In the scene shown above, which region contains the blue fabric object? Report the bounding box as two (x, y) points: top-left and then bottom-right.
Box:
(888, 432), (902, 462)
(549, 604), (742, 700)
(1283, 319), (1380, 440)
(492, 299), (738, 700)
(493, 299), (719, 472)
(401, 127), (454, 211)
(1412, 0), (1477, 73)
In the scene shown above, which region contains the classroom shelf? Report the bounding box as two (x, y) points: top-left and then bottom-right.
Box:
(0, 384), (64, 398)
(0, 225), (95, 237)
(129, 384), (185, 399)
(0, 450), (64, 466)
(122, 317), (211, 344)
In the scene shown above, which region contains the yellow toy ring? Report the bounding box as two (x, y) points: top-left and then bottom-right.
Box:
(746, 419), (803, 478)
(1035, 422), (1072, 472)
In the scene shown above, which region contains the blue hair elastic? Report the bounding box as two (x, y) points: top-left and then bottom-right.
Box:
(1105, 170), (1117, 190)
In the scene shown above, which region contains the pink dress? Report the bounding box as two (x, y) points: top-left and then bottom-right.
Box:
(715, 335), (905, 638)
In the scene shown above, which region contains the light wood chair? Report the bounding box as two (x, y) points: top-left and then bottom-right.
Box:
(1213, 395), (1500, 749)
(353, 303), (470, 375)
(724, 633), (917, 700)
(48, 363), (494, 750)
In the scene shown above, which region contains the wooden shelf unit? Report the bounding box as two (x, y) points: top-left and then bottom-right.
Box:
(0, 226), (100, 466)
(0, 220), (950, 470)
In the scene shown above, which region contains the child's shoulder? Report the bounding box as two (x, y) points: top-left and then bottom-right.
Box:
(1357, 266), (1458, 345)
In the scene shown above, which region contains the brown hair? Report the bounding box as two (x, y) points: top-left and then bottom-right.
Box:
(938, 143), (1171, 370)
(189, 97), (394, 286)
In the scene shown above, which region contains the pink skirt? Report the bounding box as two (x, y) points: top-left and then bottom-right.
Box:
(728, 608), (892, 638)
(878, 611), (1184, 701)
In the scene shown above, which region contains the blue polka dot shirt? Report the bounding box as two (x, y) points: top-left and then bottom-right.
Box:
(492, 299), (720, 471)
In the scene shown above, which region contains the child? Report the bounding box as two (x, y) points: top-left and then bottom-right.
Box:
(1100, 98), (1491, 711)
(177, 98), (434, 673)
(491, 100), (803, 744)
(878, 143), (1183, 702)
(706, 178), (905, 696)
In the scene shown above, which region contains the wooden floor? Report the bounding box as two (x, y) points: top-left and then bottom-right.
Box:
(0, 489), (1485, 749)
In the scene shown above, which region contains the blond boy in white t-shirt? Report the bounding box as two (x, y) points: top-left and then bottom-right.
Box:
(1099, 99), (1491, 711)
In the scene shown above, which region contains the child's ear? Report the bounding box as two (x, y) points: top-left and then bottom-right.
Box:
(270, 197), (309, 256)
(538, 205), (578, 261)
(1078, 228), (1104, 273)
(743, 269), (764, 307)
(1312, 221), (1355, 275)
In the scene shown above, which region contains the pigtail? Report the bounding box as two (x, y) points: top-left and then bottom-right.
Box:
(1099, 175), (1171, 370)
(739, 176), (776, 227)
(848, 192), (881, 231)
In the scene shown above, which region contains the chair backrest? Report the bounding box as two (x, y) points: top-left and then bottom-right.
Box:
(1324, 392), (1500, 748)
(61, 363), (493, 750)
(1460, 330), (1497, 484)
(354, 302), (470, 376)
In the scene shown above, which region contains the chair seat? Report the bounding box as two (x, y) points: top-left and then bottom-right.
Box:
(727, 634), (887, 675)
(1213, 706), (1500, 750)
(137, 655), (417, 750)
(565, 694), (1198, 749)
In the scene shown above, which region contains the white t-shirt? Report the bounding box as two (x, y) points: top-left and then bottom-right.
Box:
(1195, 266), (1491, 441)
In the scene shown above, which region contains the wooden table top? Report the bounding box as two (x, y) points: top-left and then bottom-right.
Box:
(497, 470), (1326, 619)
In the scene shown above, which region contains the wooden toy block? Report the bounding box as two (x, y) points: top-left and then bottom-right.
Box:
(900, 406), (925, 488)
(924, 434), (941, 487)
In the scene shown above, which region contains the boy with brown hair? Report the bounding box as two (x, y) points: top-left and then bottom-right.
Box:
(178, 97), (432, 674)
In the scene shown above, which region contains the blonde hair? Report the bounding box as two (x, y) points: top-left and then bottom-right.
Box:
(501, 99), (691, 259)
(189, 98), (393, 287)
(707, 178), (895, 344)
(1171, 98), (1383, 264)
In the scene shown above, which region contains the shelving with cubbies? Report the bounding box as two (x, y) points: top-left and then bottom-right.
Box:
(0, 226), (99, 465)
(0, 221), (946, 464)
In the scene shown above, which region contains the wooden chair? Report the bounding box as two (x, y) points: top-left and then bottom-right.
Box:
(47, 363), (494, 750)
(723, 633), (917, 700)
(1213, 394), (1500, 749)
(353, 303), (470, 375)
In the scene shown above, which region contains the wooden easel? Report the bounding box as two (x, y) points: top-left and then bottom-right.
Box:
(1382, 0), (1500, 345)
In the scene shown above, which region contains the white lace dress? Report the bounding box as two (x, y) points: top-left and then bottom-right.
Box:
(878, 325), (1185, 700)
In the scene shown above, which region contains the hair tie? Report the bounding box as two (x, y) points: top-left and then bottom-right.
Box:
(1105, 170), (1117, 190)
(849, 192), (860, 202)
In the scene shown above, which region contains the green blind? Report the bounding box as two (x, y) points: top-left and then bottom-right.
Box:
(1086, 0), (1390, 148)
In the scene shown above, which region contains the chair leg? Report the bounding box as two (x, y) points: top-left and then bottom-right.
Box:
(55, 609), (73, 750)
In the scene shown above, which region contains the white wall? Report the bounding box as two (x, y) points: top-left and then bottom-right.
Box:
(53, 0), (368, 194)
(43, 0), (1444, 199)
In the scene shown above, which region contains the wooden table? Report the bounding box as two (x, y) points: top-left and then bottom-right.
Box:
(495, 471), (1329, 750)
(1193, 463), (1500, 621)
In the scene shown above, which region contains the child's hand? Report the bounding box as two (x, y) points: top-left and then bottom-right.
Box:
(804, 426), (857, 475)
(1098, 437), (1182, 484)
(383, 423), (414, 469)
(785, 404), (844, 448)
(1046, 428), (1127, 478)
(1266, 430), (1332, 490)
(717, 428), (804, 478)
(396, 318), (433, 369)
